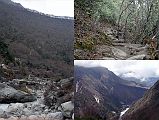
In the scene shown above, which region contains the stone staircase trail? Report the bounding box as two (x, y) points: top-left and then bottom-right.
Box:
(95, 26), (148, 60)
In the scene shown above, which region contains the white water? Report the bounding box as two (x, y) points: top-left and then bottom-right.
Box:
(119, 108), (129, 120)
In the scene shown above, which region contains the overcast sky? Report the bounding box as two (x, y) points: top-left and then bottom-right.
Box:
(12, 0), (74, 17)
(75, 60), (159, 80)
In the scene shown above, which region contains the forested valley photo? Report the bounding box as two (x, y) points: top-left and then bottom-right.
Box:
(0, 0), (74, 119)
(75, 0), (159, 60)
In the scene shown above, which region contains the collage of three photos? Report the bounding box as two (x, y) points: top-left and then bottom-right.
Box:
(0, 0), (159, 120)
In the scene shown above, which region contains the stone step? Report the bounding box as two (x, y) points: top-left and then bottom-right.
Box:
(126, 54), (146, 60)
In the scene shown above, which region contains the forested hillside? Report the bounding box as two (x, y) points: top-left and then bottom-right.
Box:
(75, 0), (159, 60)
(0, 0), (74, 78)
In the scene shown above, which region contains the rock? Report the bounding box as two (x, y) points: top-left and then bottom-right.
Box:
(31, 101), (43, 111)
(106, 28), (113, 35)
(46, 112), (63, 120)
(7, 103), (24, 115)
(20, 115), (27, 120)
(0, 108), (4, 117)
(22, 108), (32, 116)
(7, 116), (18, 120)
(28, 115), (39, 120)
(59, 77), (73, 89)
(113, 39), (125, 43)
(127, 54), (146, 60)
(0, 104), (9, 117)
(39, 114), (46, 120)
(61, 101), (74, 117)
(111, 47), (127, 59)
(61, 101), (74, 112)
(112, 43), (127, 46)
(125, 43), (142, 48)
(44, 77), (74, 108)
(44, 109), (49, 114)
(0, 83), (36, 103)
(107, 35), (117, 41)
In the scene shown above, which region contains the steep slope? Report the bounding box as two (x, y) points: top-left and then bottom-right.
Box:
(122, 80), (159, 120)
(75, 66), (147, 119)
(0, 0), (73, 78)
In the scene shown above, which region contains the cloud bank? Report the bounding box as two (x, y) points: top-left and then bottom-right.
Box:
(75, 60), (159, 80)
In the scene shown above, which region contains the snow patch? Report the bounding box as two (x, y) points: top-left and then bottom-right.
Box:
(94, 95), (100, 104)
(120, 108), (129, 117)
(76, 81), (79, 92)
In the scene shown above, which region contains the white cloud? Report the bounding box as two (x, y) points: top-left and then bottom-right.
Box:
(12, 0), (74, 17)
(74, 60), (159, 80)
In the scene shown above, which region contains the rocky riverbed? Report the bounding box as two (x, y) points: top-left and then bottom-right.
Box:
(0, 76), (74, 120)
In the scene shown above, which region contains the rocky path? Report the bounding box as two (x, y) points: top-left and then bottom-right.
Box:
(96, 43), (147, 60)
(95, 26), (149, 60)
(74, 24), (151, 60)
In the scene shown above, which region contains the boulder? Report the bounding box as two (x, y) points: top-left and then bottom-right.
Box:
(107, 35), (117, 41)
(22, 108), (32, 116)
(113, 39), (125, 43)
(28, 115), (39, 120)
(59, 77), (73, 89)
(7, 103), (24, 116)
(44, 77), (74, 108)
(46, 112), (63, 120)
(7, 116), (18, 120)
(38, 114), (46, 120)
(111, 47), (127, 59)
(0, 108), (4, 117)
(0, 83), (36, 103)
(61, 101), (74, 118)
(0, 104), (9, 112)
(19, 115), (27, 120)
